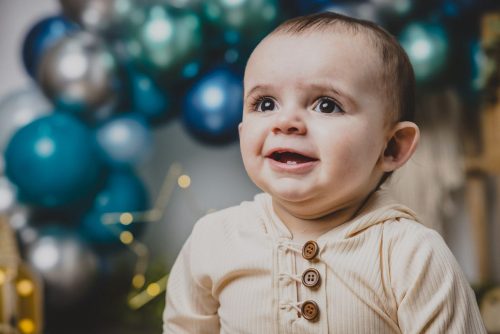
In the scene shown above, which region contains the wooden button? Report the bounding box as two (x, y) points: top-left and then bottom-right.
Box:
(301, 300), (320, 321)
(301, 268), (321, 288)
(302, 240), (319, 260)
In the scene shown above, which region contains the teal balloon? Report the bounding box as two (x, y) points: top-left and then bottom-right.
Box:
(80, 170), (149, 246)
(4, 114), (101, 207)
(202, 0), (279, 45)
(124, 4), (203, 78)
(399, 22), (449, 82)
(129, 71), (169, 119)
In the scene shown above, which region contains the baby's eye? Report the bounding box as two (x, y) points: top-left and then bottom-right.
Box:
(254, 97), (276, 112)
(313, 97), (344, 114)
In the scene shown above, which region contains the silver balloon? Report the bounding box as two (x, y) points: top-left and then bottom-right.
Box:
(25, 227), (99, 308)
(0, 177), (18, 213)
(59, 0), (141, 34)
(37, 31), (119, 113)
(0, 85), (52, 154)
(95, 114), (153, 166)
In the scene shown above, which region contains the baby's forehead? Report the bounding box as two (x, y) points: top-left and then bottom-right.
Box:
(247, 29), (383, 75)
(245, 29), (385, 91)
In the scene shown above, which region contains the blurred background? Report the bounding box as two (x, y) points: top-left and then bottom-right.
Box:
(0, 0), (498, 333)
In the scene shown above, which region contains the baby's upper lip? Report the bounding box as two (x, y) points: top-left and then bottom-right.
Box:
(265, 147), (319, 160)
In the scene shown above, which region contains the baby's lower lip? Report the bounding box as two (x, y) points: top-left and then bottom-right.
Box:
(266, 157), (319, 173)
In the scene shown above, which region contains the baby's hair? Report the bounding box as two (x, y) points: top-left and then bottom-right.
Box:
(269, 11), (415, 124)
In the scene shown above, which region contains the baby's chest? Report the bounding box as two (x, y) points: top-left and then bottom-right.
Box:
(214, 240), (399, 334)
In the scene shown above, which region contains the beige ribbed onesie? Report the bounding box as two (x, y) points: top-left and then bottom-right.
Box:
(163, 191), (486, 333)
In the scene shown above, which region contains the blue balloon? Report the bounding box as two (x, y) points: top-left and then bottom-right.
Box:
(129, 70), (170, 119)
(80, 170), (149, 246)
(22, 15), (79, 79)
(4, 113), (101, 207)
(95, 113), (153, 167)
(182, 67), (243, 143)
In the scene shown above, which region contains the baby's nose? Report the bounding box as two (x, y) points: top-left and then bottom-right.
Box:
(272, 111), (307, 135)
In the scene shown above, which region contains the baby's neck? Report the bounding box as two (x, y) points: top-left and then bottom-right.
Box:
(271, 196), (366, 244)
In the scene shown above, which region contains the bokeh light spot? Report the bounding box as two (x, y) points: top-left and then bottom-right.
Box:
(18, 318), (35, 334)
(120, 213), (134, 225)
(120, 231), (134, 244)
(146, 283), (161, 296)
(178, 175), (191, 189)
(16, 279), (34, 297)
(132, 274), (145, 288)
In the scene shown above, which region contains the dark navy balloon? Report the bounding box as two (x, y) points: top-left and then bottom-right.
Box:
(80, 170), (149, 246)
(182, 68), (243, 143)
(4, 113), (101, 207)
(293, 0), (335, 14)
(22, 15), (79, 79)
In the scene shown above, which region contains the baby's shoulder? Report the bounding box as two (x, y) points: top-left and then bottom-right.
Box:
(382, 217), (449, 254)
(191, 196), (266, 239)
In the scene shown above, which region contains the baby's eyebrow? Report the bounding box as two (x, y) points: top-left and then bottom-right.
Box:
(307, 82), (356, 108)
(244, 84), (273, 99)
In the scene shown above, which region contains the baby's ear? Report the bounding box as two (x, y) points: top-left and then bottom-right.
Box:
(381, 121), (420, 172)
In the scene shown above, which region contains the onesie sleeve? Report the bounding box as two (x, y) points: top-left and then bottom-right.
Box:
(162, 229), (220, 334)
(388, 222), (487, 334)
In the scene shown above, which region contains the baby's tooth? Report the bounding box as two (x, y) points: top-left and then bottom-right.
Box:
(287, 161), (297, 165)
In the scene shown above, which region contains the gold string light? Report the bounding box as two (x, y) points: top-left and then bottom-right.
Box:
(99, 162), (216, 309)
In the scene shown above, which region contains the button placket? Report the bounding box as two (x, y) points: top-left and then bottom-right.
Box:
(298, 240), (324, 324)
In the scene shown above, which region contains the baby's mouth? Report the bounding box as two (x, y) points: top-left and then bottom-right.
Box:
(269, 151), (318, 165)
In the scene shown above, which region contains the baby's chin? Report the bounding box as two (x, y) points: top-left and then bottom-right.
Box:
(266, 184), (317, 205)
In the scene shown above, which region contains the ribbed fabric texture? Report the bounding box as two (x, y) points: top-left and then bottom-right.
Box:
(163, 191), (486, 334)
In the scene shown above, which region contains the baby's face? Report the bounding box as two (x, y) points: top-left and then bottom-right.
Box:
(239, 31), (392, 216)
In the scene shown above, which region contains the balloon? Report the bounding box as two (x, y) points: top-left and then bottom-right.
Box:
(59, 0), (141, 35)
(0, 177), (18, 213)
(122, 4), (203, 78)
(369, 0), (412, 18)
(25, 225), (99, 308)
(182, 67), (243, 143)
(37, 31), (120, 115)
(293, 0), (336, 14)
(323, 2), (384, 25)
(128, 70), (170, 119)
(0, 85), (52, 154)
(22, 15), (79, 78)
(398, 22), (449, 83)
(201, 0), (279, 46)
(8, 207), (40, 249)
(95, 113), (153, 167)
(80, 169), (149, 246)
(4, 113), (102, 207)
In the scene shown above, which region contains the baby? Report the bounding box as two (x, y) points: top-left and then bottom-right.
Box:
(163, 12), (486, 333)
